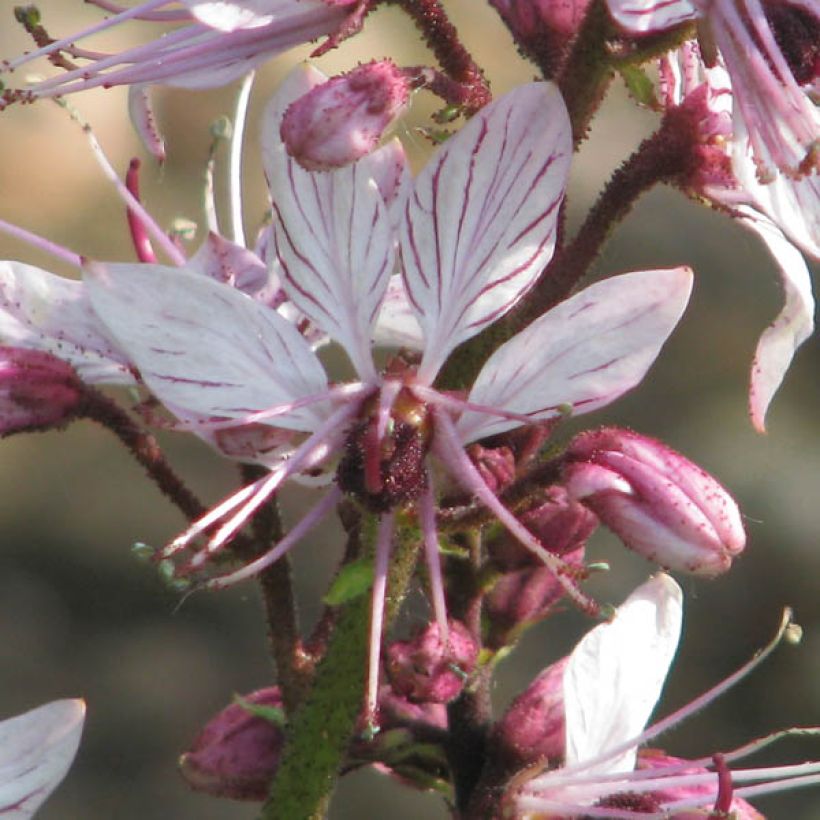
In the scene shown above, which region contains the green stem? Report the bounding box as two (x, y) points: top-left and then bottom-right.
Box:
(259, 514), (421, 820)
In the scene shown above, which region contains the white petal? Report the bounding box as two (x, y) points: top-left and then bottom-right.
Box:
(457, 268), (693, 443)
(264, 91), (394, 380)
(606, 0), (698, 33)
(85, 262), (329, 431)
(362, 137), (413, 234)
(564, 574), (683, 774)
(188, 233), (270, 295)
(401, 82), (572, 383)
(0, 699), (85, 819)
(373, 274), (424, 349)
(740, 211), (815, 432)
(183, 0), (317, 30)
(0, 261), (133, 384)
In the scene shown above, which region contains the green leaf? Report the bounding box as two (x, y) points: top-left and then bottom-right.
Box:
(234, 695), (286, 728)
(619, 65), (659, 110)
(323, 558), (374, 605)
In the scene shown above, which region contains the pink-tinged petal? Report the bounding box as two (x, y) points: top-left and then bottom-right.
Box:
(187, 233), (270, 295)
(183, 0), (337, 30)
(457, 267), (693, 443)
(373, 275), (424, 349)
(128, 85), (166, 164)
(265, 113), (394, 381)
(0, 261), (133, 384)
(0, 699), (85, 819)
(362, 138), (413, 234)
(740, 211), (815, 432)
(401, 82), (572, 383)
(564, 574), (682, 775)
(84, 262), (329, 430)
(606, 0), (697, 33)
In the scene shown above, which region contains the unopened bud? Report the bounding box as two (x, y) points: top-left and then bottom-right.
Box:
(563, 428), (745, 577)
(491, 657), (567, 771)
(281, 60), (412, 170)
(179, 687), (285, 801)
(0, 347), (83, 436)
(470, 443), (516, 494)
(386, 620), (478, 704)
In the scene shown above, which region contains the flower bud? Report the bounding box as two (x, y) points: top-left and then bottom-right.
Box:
(469, 443), (516, 494)
(386, 620), (478, 704)
(281, 60), (411, 171)
(491, 657), (567, 772)
(179, 687), (285, 801)
(563, 428), (745, 577)
(0, 347), (83, 436)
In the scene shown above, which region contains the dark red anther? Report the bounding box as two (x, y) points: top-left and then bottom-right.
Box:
(125, 158), (157, 264)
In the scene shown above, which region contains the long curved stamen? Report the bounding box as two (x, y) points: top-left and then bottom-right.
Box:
(86, 0), (190, 21)
(125, 158), (157, 264)
(0, 219), (82, 267)
(432, 408), (597, 615)
(205, 486), (343, 588)
(418, 483), (449, 642)
(229, 71), (255, 248)
(366, 512), (396, 729)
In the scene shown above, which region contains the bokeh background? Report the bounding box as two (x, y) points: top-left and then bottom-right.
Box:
(0, 2), (817, 818)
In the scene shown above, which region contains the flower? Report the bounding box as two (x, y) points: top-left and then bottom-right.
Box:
(658, 43), (816, 431)
(513, 575), (820, 818)
(0, 0), (358, 108)
(36, 72), (691, 723)
(605, 0), (819, 180)
(0, 699), (85, 818)
(563, 427), (746, 576)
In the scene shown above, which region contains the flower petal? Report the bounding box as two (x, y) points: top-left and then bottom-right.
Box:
(263, 77), (394, 381)
(0, 699), (85, 819)
(84, 262), (329, 430)
(373, 275), (424, 349)
(605, 0), (698, 33)
(457, 267), (693, 443)
(400, 82), (572, 383)
(563, 574), (682, 774)
(0, 261), (133, 384)
(741, 211), (815, 432)
(183, 0), (326, 31)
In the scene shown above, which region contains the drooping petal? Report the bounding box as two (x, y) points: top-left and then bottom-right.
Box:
(0, 261), (134, 384)
(401, 82), (572, 383)
(563, 574), (683, 775)
(606, 0), (698, 33)
(264, 77), (394, 381)
(741, 211), (815, 432)
(457, 267), (693, 443)
(84, 262), (329, 430)
(0, 699), (85, 819)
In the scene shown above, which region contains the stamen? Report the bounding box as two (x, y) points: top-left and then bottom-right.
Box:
(418, 483), (449, 642)
(85, 0), (191, 21)
(0, 218), (82, 267)
(125, 158), (158, 263)
(229, 71), (256, 248)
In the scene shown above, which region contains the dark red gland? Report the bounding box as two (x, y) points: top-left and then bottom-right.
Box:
(589, 791), (663, 814)
(336, 388), (431, 513)
(764, 0), (820, 85)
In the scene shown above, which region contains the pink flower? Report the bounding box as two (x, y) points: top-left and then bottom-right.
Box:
(0, 699), (85, 818)
(563, 427), (746, 576)
(281, 60), (412, 170)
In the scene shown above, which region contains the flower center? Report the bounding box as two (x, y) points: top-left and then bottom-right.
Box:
(764, 0), (820, 85)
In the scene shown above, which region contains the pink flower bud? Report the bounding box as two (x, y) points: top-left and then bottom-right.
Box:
(469, 443), (516, 494)
(280, 60), (411, 171)
(386, 620), (478, 704)
(0, 347), (83, 436)
(563, 428), (745, 577)
(492, 0), (592, 37)
(179, 687), (285, 801)
(491, 657), (567, 771)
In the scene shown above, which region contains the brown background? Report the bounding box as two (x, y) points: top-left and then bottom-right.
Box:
(0, 2), (817, 817)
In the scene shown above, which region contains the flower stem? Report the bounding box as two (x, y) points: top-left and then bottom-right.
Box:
(260, 513), (421, 819)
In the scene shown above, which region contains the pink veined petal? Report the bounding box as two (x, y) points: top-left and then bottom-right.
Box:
(0, 699), (85, 819)
(183, 0), (330, 30)
(361, 137), (413, 234)
(606, 0), (697, 33)
(187, 233), (270, 295)
(0, 261), (133, 384)
(457, 267), (694, 443)
(265, 95), (394, 381)
(563, 574), (683, 777)
(373, 275), (424, 350)
(401, 82), (572, 384)
(84, 261), (329, 431)
(740, 211), (815, 432)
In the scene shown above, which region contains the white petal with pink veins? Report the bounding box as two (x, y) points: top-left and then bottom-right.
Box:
(606, 0), (697, 33)
(457, 268), (693, 443)
(401, 82), (572, 383)
(0, 262), (133, 384)
(0, 699), (85, 819)
(741, 211), (815, 432)
(85, 262), (329, 431)
(563, 574), (682, 776)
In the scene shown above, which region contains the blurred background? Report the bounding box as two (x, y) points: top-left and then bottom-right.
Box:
(0, 2), (817, 818)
